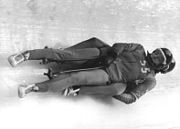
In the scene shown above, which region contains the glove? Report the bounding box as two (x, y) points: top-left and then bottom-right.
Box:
(113, 93), (137, 104)
(62, 87), (80, 96)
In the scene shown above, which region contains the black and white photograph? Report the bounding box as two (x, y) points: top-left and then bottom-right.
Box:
(0, 0), (180, 129)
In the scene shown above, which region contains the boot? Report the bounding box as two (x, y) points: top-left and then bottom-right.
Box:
(8, 51), (30, 67)
(18, 84), (39, 98)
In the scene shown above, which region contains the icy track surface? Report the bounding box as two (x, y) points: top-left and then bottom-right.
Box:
(0, 0), (180, 129)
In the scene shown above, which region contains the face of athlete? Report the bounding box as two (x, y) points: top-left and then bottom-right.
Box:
(150, 49), (165, 66)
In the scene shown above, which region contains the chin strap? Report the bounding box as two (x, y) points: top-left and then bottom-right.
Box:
(146, 51), (156, 68)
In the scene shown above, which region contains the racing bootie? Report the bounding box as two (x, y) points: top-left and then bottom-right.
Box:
(18, 84), (39, 98)
(8, 51), (30, 67)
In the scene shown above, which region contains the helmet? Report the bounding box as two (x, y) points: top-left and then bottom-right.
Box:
(146, 48), (174, 73)
(160, 48), (173, 65)
(160, 58), (176, 74)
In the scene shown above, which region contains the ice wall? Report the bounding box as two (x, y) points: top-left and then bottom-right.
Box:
(0, 0), (179, 52)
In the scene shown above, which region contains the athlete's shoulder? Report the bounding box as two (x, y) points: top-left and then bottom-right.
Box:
(112, 42), (145, 55)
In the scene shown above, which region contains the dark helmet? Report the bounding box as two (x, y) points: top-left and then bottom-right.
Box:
(160, 48), (173, 65)
(146, 48), (174, 73)
(160, 58), (176, 74)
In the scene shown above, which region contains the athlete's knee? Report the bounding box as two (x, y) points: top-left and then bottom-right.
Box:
(96, 70), (109, 82)
(89, 37), (98, 41)
(112, 83), (127, 95)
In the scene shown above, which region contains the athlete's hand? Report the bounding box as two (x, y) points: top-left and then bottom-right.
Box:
(113, 93), (137, 104)
(62, 87), (80, 96)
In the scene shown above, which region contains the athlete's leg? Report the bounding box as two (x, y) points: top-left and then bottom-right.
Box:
(17, 73), (71, 98)
(36, 73), (71, 92)
(28, 48), (100, 60)
(17, 69), (110, 98)
(63, 82), (127, 97)
(36, 69), (109, 93)
(8, 48), (100, 67)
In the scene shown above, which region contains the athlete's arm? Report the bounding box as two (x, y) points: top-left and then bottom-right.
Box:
(113, 74), (156, 104)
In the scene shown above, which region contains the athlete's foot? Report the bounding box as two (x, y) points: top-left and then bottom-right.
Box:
(18, 84), (39, 98)
(8, 52), (30, 67)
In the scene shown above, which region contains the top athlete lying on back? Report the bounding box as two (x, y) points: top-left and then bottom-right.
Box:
(8, 37), (175, 104)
